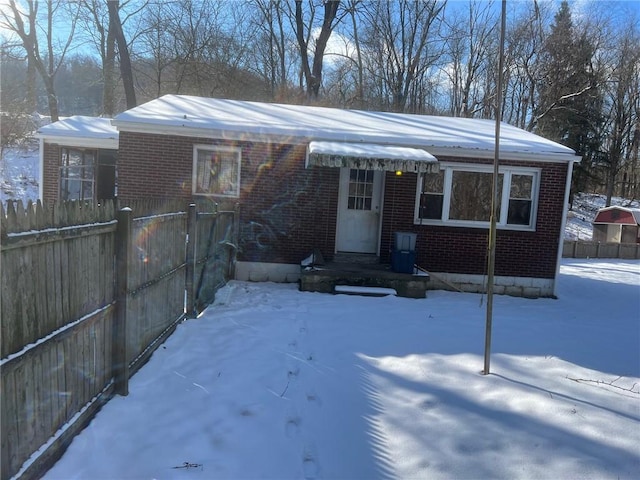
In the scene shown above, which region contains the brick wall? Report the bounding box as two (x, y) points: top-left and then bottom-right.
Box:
(379, 157), (568, 279)
(42, 143), (61, 204)
(117, 132), (568, 278)
(118, 132), (339, 264)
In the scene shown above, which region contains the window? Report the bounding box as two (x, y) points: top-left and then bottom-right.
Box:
(418, 168), (444, 219)
(59, 148), (117, 202)
(60, 148), (95, 201)
(193, 145), (241, 197)
(415, 163), (539, 230)
(348, 169), (374, 210)
(507, 174), (533, 225)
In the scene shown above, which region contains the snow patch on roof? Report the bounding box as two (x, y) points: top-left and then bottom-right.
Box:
(308, 141), (437, 162)
(37, 116), (118, 140)
(113, 95), (578, 160)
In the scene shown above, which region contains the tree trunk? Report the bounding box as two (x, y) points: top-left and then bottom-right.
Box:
(295, 0), (340, 100)
(108, 0), (136, 109)
(103, 20), (117, 116)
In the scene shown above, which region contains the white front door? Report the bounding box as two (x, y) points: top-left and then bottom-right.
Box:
(336, 168), (383, 253)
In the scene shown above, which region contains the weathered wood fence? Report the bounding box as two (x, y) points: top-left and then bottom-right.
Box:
(562, 240), (640, 259)
(1, 199), (238, 480)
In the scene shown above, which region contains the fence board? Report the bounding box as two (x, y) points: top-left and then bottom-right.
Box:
(563, 240), (640, 259)
(127, 213), (187, 367)
(1, 368), (17, 480)
(1, 201), (237, 480)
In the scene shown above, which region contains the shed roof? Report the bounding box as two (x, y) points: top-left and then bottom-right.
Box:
(112, 95), (580, 163)
(593, 206), (640, 225)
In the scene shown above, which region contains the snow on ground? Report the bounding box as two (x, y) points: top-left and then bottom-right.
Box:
(43, 259), (640, 480)
(0, 145), (39, 205)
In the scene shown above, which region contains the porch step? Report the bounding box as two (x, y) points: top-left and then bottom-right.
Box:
(333, 253), (380, 264)
(334, 285), (398, 297)
(300, 262), (429, 299)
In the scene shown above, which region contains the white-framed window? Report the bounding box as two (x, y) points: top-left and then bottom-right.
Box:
(193, 145), (241, 197)
(348, 169), (375, 210)
(59, 148), (118, 202)
(415, 163), (540, 230)
(60, 148), (95, 201)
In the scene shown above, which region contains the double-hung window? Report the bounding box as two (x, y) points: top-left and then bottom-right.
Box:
(193, 145), (241, 197)
(415, 163), (539, 230)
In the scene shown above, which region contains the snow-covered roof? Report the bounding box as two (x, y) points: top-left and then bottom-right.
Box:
(112, 95), (580, 163)
(37, 116), (118, 149)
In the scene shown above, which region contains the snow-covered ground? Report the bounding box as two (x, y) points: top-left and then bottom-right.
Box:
(0, 145), (39, 205)
(42, 259), (639, 480)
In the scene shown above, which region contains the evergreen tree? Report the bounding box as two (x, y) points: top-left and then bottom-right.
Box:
(535, 1), (603, 198)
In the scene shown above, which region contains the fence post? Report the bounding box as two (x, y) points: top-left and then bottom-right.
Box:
(231, 202), (240, 279)
(185, 204), (197, 318)
(114, 207), (132, 396)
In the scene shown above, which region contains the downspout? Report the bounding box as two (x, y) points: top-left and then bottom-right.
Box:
(38, 138), (44, 201)
(553, 158), (578, 297)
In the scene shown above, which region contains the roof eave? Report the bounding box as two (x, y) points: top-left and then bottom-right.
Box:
(36, 134), (119, 149)
(112, 120), (581, 164)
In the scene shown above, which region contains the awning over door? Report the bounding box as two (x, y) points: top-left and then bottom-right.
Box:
(306, 141), (439, 173)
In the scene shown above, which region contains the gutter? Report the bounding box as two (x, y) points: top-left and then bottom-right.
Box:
(36, 135), (119, 150)
(38, 138), (44, 201)
(554, 157), (580, 297)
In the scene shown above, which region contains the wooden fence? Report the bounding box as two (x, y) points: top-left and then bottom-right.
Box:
(1, 199), (238, 480)
(562, 240), (640, 259)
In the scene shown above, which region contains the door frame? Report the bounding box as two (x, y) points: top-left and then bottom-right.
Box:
(335, 167), (385, 254)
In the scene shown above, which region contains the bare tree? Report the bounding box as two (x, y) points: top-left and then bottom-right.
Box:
(360, 0), (445, 113)
(107, 0), (136, 108)
(0, 0), (81, 121)
(501, 0), (550, 130)
(134, 0), (179, 98)
(293, 0), (343, 100)
(441, 0), (497, 117)
(249, 0), (292, 98)
(598, 17), (640, 204)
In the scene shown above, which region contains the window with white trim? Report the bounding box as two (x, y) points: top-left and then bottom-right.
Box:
(193, 145), (241, 197)
(59, 148), (117, 202)
(415, 163), (539, 230)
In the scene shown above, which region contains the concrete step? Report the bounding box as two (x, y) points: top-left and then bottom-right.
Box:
(300, 263), (429, 299)
(334, 285), (398, 297)
(333, 252), (380, 264)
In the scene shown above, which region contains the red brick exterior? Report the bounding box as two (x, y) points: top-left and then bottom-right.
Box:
(112, 132), (569, 279)
(117, 132), (340, 264)
(42, 142), (61, 204)
(379, 157), (568, 279)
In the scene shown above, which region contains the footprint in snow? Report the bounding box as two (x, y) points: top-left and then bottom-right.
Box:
(285, 416), (301, 437)
(302, 449), (319, 479)
(306, 392), (322, 406)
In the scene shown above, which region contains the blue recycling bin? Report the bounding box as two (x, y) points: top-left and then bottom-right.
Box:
(391, 249), (416, 274)
(391, 232), (417, 273)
